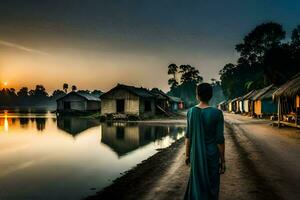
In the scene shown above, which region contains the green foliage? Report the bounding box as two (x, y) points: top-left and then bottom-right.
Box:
(220, 22), (300, 99)
(167, 64), (210, 107)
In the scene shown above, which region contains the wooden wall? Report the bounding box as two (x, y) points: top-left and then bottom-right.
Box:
(254, 100), (262, 115)
(297, 95), (300, 108)
(101, 89), (139, 115)
(57, 94), (87, 111)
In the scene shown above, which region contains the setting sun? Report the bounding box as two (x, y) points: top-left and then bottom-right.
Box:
(3, 82), (8, 86)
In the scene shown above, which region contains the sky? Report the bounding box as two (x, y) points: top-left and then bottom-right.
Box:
(0, 0), (299, 93)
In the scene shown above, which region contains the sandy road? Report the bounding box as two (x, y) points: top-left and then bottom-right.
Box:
(144, 113), (300, 200)
(87, 113), (300, 200)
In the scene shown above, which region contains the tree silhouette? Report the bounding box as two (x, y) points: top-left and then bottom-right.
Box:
(236, 22), (285, 65)
(63, 83), (68, 93)
(179, 64), (203, 84)
(167, 63), (179, 88)
(71, 85), (77, 91)
(220, 22), (300, 99)
(17, 87), (29, 97)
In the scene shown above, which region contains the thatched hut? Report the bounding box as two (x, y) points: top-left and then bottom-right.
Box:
(218, 100), (227, 111)
(273, 73), (300, 128)
(56, 91), (101, 114)
(100, 84), (156, 118)
(241, 90), (256, 114)
(252, 85), (278, 118)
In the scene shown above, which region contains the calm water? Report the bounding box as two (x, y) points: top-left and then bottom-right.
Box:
(0, 112), (186, 200)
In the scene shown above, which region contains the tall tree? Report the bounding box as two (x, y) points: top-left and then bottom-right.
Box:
(17, 87), (29, 97)
(167, 63), (179, 88)
(179, 65), (203, 84)
(236, 22), (285, 65)
(63, 83), (68, 93)
(71, 85), (77, 91)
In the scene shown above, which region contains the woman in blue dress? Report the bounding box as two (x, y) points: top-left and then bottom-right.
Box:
(184, 83), (226, 200)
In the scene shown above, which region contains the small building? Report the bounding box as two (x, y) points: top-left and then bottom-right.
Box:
(56, 92), (101, 113)
(252, 85), (278, 118)
(242, 90), (256, 114)
(150, 88), (169, 114)
(218, 100), (227, 111)
(273, 73), (300, 128)
(229, 98), (239, 113)
(168, 96), (184, 111)
(100, 84), (156, 118)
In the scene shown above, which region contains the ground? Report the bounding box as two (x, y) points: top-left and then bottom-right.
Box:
(86, 113), (300, 200)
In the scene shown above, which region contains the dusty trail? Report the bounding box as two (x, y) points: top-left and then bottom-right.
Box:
(86, 113), (300, 200)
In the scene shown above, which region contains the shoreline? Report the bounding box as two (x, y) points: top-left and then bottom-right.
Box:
(85, 137), (186, 200)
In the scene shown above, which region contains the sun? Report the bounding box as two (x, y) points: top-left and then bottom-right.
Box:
(3, 82), (8, 86)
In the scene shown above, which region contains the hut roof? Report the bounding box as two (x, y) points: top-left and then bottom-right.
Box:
(56, 91), (100, 101)
(242, 90), (255, 100)
(273, 73), (300, 98)
(252, 85), (275, 100)
(102, 84), (156, 99)
(168, 96), (182, 103)
(231, 96), (242, 102)
(150, 88), (169, 100)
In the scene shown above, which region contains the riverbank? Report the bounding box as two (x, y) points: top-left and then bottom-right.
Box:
(85, 138), (187, 200)
(85, 113), (300, 200)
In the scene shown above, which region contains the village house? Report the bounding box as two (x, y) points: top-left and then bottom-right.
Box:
(100, 84), (156, 118)
(252, 85), (278, 118)
(241, 90), (256, 114)
(273, 73), (300, 128)
(150, 88), (184, 113)
(168, 96), (184, 112)
(56, 91), (101, 114)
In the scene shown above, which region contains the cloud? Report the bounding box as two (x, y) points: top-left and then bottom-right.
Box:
(0, 40), (50, 56)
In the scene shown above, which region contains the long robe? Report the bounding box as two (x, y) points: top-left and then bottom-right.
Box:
(184, 106), (224, 200)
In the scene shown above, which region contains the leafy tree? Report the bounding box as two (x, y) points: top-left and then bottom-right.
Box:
(236, 22), (285, 65)
(17, 87), (29, 97)
(179, 64), (203, 84)
(34, 85), (48, 97)
(52, 90), (65, 97)
(63, 83), (68, 93)
(167, 63), (179, 88)
(71, 85), (77, 91)
(291, 25), (300, 49)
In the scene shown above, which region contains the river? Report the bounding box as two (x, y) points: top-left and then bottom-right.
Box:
(0, 112), (186, 200)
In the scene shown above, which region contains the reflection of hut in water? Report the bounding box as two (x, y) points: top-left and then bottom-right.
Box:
(101, 123), (170, 157)
(57, 117), (100, 136)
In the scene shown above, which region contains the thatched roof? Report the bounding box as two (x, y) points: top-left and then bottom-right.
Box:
(242, 90), (255, 100)
(252, 85), (275, 100)
(101, 84), (156, 99)
(56, 91), (101, 102)
(273, 73), (300, 99)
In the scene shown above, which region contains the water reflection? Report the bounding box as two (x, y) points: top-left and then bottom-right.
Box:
(101, 122), (185, 157)
(57, 117), (100, 136)
(0, 113), (185, 200)
(0, 115), (48, 132)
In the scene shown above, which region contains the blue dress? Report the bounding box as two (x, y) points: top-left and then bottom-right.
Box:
(184, 106), (224, 200)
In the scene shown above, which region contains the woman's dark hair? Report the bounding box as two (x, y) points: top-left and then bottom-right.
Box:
(197, 83), (213, 102)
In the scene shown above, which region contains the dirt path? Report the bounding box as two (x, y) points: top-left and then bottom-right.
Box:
(86, 113), (300, 200)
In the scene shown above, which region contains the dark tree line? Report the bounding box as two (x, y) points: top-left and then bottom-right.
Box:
(167, 64), (206, 107)
(220, 22), (300, 99)
(0, 83), (102, 109)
